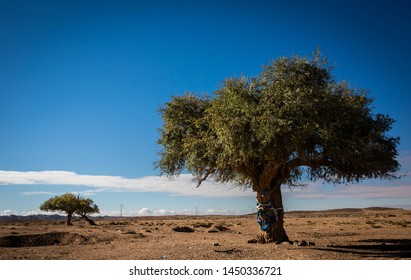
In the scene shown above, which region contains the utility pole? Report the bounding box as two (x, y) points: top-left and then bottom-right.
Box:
(120, 203), (124, 217)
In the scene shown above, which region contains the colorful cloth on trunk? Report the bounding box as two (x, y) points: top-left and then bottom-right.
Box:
(256, 201), (283, 231)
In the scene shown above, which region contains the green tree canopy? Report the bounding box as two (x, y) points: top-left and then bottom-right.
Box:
(156, 50), (400, 242)
(40, 193), (99, 226)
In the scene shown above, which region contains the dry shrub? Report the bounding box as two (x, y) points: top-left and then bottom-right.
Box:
(172, 226), (195, 233)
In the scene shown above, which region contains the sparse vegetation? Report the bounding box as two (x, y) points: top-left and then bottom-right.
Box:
(366, 220), (383, 228)
(383, 220), (409, 228)
(172, 226), (195, 232)
(1, 208), (410, 259)
(192, 222), (213, 228)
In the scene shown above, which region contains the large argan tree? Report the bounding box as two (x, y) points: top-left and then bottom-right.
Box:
(156, 51), (400, 243)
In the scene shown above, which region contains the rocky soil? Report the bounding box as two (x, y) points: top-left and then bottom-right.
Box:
(1, 208), (410, 260)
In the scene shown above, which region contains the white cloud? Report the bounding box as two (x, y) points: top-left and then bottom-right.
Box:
(135, 208), (178, 216)
(137, 208), (153, 215)
(1, 207), (251, 217)
(0, 210), (13, 216)
(1, 166), (410, 201)
(156, 209), (177, 215)
(0, 170), (253, 198)
(283, 181), (411, 199)
(20, 210), (48, 216)
(20, 191), (55, 196)
(130, 207), (244, 216)
(206, 208), (235, 215)
(0, 209), (56, 216)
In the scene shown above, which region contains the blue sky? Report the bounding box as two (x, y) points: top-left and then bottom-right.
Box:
(1, 0), (410, 216)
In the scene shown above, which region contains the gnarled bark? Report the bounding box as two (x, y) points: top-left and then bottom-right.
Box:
(254, 170), (289, 243)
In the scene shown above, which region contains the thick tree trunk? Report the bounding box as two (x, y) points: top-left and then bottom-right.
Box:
(255, 181), (289, 243)
(66, 212), (73, 226)
(83, 215), (97, 226)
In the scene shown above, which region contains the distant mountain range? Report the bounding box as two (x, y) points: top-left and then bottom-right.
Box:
(0, 214), (127, 221)
(0, 207), (406, 221)
(0, 214), (67, 221)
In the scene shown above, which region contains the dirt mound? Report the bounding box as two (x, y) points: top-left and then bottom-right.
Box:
(172, 226), (195, 232)
(0, 232), (89, 247)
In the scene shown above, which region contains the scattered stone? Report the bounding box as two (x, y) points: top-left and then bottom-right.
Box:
(207, 229), (219, 233)
(292, 240), (315, 246)
(275, 241), (293, 245)
(215, 225), (229, 232)
(212, 243), (220, 246)
(247, 239), (258, 244)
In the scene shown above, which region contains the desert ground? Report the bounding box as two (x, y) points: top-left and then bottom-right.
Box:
(0, 208), (410, 260)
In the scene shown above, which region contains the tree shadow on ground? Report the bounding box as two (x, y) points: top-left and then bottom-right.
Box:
(312, 239), (411, 259)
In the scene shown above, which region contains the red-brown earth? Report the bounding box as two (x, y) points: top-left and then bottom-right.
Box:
(1, 208), (410, 260)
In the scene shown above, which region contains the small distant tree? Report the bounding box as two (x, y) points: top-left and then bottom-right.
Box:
(40, 193), (99, 226)
(156, 50), (400, 243)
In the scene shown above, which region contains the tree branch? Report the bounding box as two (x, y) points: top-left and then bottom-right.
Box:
(195, 167), (215, 188)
